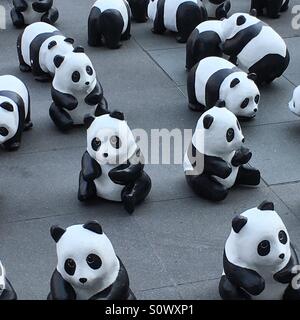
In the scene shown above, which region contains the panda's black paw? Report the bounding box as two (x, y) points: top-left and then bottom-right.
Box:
(5, 142), (21, 152)
(176, 36), (188, 44)
(24, 121), (33, 131)
(34, 74), (52, 82)
(19, 64), (31, 73)
(123, 195), (136, 214)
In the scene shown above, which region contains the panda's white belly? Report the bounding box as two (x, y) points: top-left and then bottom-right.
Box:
(94, 164), (124, 202)
(68, 95), (97, 125)
(237, 26), (287, 69)
(22, 7), (44, 25)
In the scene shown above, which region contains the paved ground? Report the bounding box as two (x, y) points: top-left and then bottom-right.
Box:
(0, 0), (300, 300)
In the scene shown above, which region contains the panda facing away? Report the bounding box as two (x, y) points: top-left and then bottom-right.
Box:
(187, 57), (260, 119)
(78, 111), (152, 214)
(0, 261), (17, 300)
(50, 47), (108, 131)
(219, 201), (300, 300)
(48, 221), (136, 300)
(251, 0), (289, 19)
(88, 0), (131, 49)
(0, 75), (32, 151)
(184, 102), (260, 202)
(11, 0), (59, 28)
(148, 0), (208, 43)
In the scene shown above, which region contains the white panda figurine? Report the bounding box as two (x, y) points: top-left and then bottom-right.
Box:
(147, 0), (208, 43)
(50, 47), (108, 131)
(17, 22), (75, 82)
(48, 221), (136, 300)
(11, 0), (59, 28)
(127, 0), (149, 22)
(0, 75), (32, 151)
(184, 102), (260, 201)
(219, 201), (300, 300)
(288, 86), (300, 117)
(187, 57), (260, 119)
(88, 0), (131, 49)
(0, 261), (17, 300)
(78, 111), (152, 214)
(199, 0), (231, 19)
(221, 11), (290, 85)
(251, 0), (289, 18)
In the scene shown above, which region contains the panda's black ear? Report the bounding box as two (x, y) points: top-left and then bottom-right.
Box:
(83, 221), (103, 235)
(48, 40), (57, 50)
(110, 111), (125, 121)
(84, 115), (95, 129)
(230, 78), (240, 88)
(50, 225), (66, 243)
(232, 215), (248, 233)
(203, 115), (214, 129)
(73, 46), (85, 53)
(248, 73), (257, 81)
(54, 55), (65, 68)
(64, 37), (75, 44)
(215, 100), (226, 108)
(250, 8), (257, 17)
(258, 201), (274, 211)
(236, 15), (246, 26)
(95, 107), (109, 117)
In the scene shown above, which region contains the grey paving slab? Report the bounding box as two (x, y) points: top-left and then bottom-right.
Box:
(178, 279), (220, 300)
(136, 286), (181, 300)
(284, 37), (300, 85)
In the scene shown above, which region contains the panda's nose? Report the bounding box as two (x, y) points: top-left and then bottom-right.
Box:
(242, 138), (245, 143)
(254, 108), (258, 113)
(79, 278), (87, 284)
(279, 254), (285, 259)
(85, 81), (90, 86)
(103, 153), (108, 158)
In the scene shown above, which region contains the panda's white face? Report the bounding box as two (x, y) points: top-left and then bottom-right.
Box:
(221, 73), (260, 118)
(87, 114), (137, 166)
(289, 86), (300, 117)
(55, 224), (120, 291)
(147, 0), (158, 20)
(193, 106), (244, 156)
(0, 98), (18, 144)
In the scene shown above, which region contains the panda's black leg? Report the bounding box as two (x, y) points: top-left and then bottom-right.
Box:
(186, 174), (228, 202)
(41, 7), (59, 25)
(266, 0), (281, 18)
(235, 165), (260, 186)
(219, 275), (251, 300)
(215, 1), (231, 19)
(121, 23), (131, 41)
(251, 0), (264, 16)
(283, 284), (300, 300)
(187, 65), (206, 112)
(2, 133), (22, 152)
(24, 93), (33, 131)
(17, 31), (31, 72)
(95, 97), (109, 116)
(121, 172), (151, 214)
(49, 103), (74, 132)
(100, 10), (123, 49)
(127, 289), (137, 300)
(78, 171), (97, 202)
(281, 0), (289, 12)
(88, 7), (103, 47)
(10, 8), (25, 28)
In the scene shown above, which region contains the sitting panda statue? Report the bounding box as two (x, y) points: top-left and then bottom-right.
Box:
(148, 0), (208, 43)
(127, 0), (149, 22)
(88, 0), (131, 49)
(11, 0), (59, 28)
(250, 0), (289, 19)
(78, 110), (152, 214)
(184, 101), (260, 202)
(219, 201), (300, 300)
(48, 221), (136, 300)
(50, 47), (108, 131)
(0, 75), (32, 151)
(289, 86), (300, 117)
(17, 22), (75, 82)
(0, 261), (17, 300)
(200, 0), (231, 19)
(187, 57), (260, 119)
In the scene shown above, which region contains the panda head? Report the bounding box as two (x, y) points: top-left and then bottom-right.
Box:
(227, 201), (291, 269)
(53, 47), (96, 93)
(192, 102), (244, 156)
(0, 98), (18, 144)
(222, 72), (260, 118)
(147, 0), (158, 21)
(85, 111), (138, 165)
(51, 221), (120, 291)
(289, 86), (300, 117)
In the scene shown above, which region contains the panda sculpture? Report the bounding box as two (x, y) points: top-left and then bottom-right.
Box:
(221, 12), (290, 85)
(0, 75), (32, 151)
(200, 0), (231, 19)
(48, 221), (136, 300)
(78, 111), (152, 214)
(148, 0), (208, 43)
(0, 261), (17, 300)
(50, 47), (108, 131)
(127, 0), (149, 22)
(184, 102), (260, 202)
(251, 0), (289, 18)
(11, 0), (59, 28)
(219, 201), (300, 300)
(187, 57), (260, 119)
(288, 86), (300, 117)
(17, 22), (75, 82)
(88, 0), (131, 49)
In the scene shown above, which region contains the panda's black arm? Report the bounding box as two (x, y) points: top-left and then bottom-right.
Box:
(50, 269), (76, 300)
(109, 162), (144, 185)
(81, 151), (102, 181)
(84, 81), (104, 106)
(32, 0), (53, 13)
(204, 155), (232, 179)
(13, 0), (28, 12)
(51, 86), (78, 111)
(224, 251), (265, 296)
(0, 279), (17, 300)
(231, 147), (252, 167)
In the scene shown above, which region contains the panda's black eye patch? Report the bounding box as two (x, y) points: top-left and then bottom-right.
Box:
(86, 254), (102, 270)
(65, 258), (76, 276)
(257, 240), (270, 256)
(237, 15), (246, 26)
(86, 66), (93, 76)
(278, 230), (287, 244)
(255, 95), (260, 104)
(72, 71), (80, 83)
(226, 128), (234, 142)
(110, 136), (121, 149)
(0, 102), (14, 112)
(241, 98), (249, 109)
(92, 137), (101, 151)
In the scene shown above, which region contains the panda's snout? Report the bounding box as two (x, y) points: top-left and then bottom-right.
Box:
(85, 81), (90, 86)
(103, 153), (108, 158)
(79, 278), (87, 284)
(253, 108), (258, 113)
(242, 138), (245, 143)
(279, 253), (285, 260)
